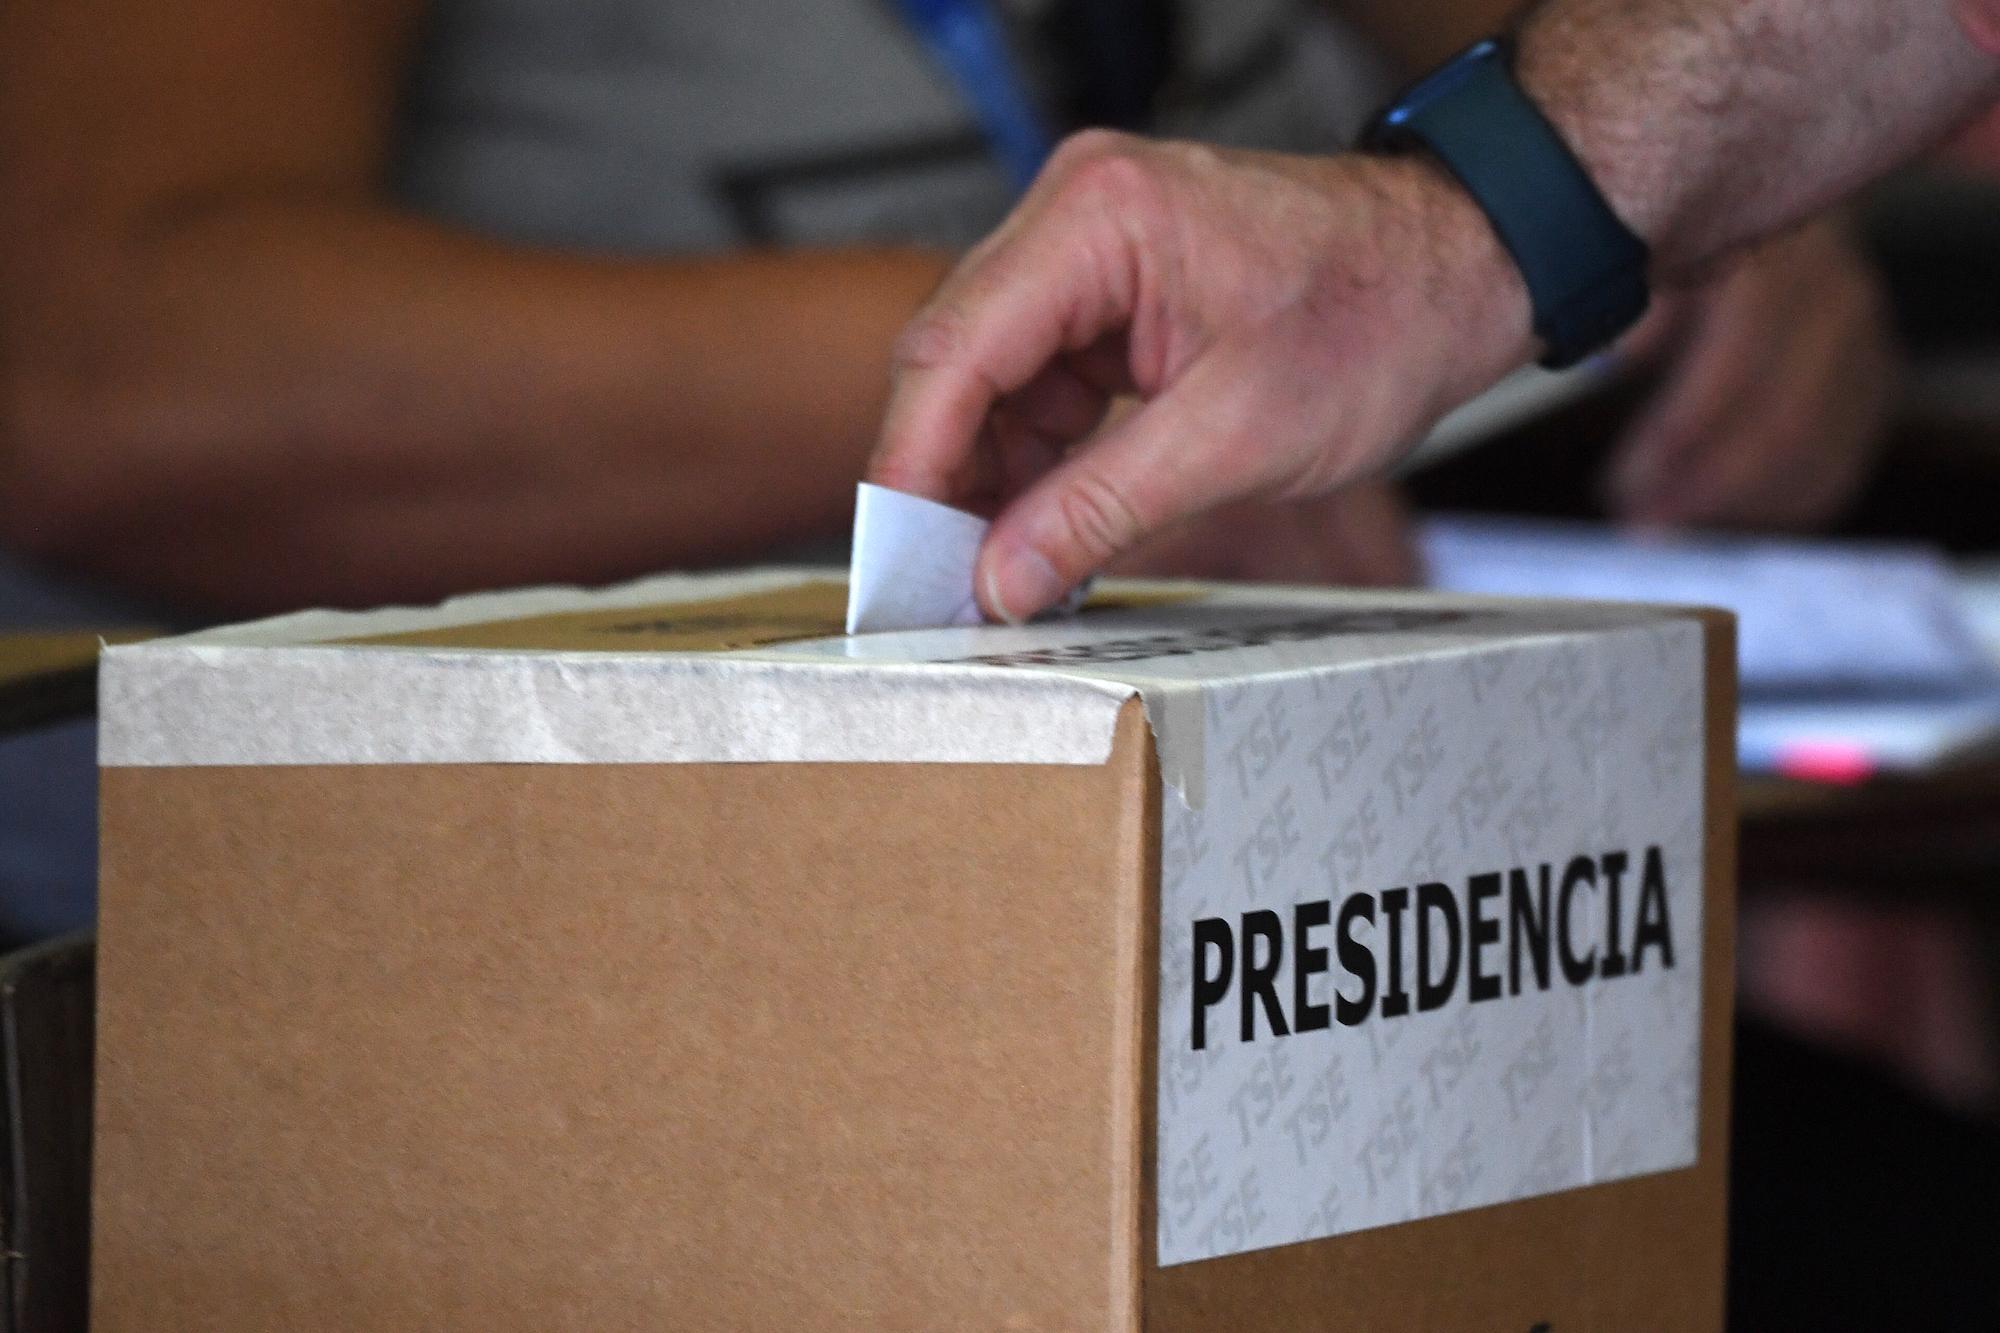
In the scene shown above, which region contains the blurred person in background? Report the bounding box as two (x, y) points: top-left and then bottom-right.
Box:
(0, 0), (1893, 627)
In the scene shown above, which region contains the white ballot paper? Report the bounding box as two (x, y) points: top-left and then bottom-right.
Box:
(845, 483), (989, 634)
(1422, 515), (1998, 691)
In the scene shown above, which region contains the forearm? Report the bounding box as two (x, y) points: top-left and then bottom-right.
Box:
(1516, 0), (2000, 279)
(1333, 0), (1526, 73)
(6, 203), (946, 609)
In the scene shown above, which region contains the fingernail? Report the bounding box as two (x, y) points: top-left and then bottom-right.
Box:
(984, 545), (1066, 625)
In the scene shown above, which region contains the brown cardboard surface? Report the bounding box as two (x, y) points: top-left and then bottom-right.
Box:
(95, 601), (1732, 1331)
(94, 706), (1157, 1332)
(1139, 609), (1737, 1332)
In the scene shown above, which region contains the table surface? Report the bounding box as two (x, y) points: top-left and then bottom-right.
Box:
(1741, 758), (2000, 906)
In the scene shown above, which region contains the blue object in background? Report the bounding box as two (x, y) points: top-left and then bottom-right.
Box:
(0, 719), (98, 946)
(893, 0), (1055, 190)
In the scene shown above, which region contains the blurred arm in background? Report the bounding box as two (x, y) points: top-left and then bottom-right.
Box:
(0, 0), (950, 614)
(1603, 218), (1896, 530)
(1339, 0), (1899, 537)
(0, 0), (1906, 620)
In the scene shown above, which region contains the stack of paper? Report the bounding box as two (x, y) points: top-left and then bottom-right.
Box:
(1422, 516), (2000, 780)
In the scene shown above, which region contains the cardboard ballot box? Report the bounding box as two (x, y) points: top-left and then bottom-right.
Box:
(93, 572), (1734, 1332)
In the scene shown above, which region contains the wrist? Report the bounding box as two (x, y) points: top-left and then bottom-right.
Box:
(1510, 7), (1690, 264)
(1363, 153), (1538, 407)
(1359, 35), (1653, 369)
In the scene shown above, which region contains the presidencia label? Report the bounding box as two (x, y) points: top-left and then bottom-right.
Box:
(1155, 622), (1706, 1267)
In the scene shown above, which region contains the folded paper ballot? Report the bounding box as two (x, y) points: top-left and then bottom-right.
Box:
(846, 483), (1091, 633)
(845, 483), (987, 634)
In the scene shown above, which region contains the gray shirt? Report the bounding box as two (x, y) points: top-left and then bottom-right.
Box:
(395, 0), (1391, 253)
(6, 0), (1393, 633)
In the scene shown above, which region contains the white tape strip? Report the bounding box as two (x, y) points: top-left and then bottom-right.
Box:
(99, 646), (1135, 768)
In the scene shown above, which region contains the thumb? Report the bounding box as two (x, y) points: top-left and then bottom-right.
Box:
(973, 359), (1263, 621)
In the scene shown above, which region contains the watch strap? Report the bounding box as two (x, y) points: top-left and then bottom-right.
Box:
(1362, 39), (1650, 369)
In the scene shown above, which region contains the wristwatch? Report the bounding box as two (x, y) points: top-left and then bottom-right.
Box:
(1360, 37), (1650, 369)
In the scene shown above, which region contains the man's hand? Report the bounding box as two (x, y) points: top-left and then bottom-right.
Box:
(868, 131), (1530, 622)
(1605, 219), (1896, 529)
(870, 0), (2000, 623)
(1111, 481), (1421, 586)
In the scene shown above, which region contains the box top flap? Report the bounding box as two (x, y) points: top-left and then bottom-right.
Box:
(100, 568), (1708, 799)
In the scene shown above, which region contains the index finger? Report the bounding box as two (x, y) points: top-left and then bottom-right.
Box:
(867, 160), (1142, 504)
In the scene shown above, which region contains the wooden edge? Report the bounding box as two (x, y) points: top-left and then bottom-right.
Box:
(1108, 697), (1160, 1333)
(1693, 606), (1740, 1330)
